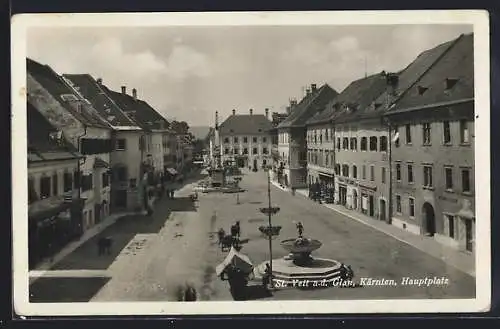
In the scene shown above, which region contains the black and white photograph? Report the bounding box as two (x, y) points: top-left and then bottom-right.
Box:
(11, 11), (490, 315)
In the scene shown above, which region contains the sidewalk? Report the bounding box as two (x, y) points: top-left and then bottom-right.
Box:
(269, 178), (475, 277)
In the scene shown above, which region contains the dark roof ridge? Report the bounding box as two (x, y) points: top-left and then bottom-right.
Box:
(386, 33), (465, 111)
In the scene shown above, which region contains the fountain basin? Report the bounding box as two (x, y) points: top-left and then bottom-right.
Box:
(280, 238), (322, 254)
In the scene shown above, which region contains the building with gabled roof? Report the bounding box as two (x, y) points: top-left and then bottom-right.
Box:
(27, 58), (114, 232)
(218, 108), (273, 169)
(27, 101), (85, 268)
(276, 83), (338, 189)
(63, 75), (148, 212)
(384, 33), (475, 252)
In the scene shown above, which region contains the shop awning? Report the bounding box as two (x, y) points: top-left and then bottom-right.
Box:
(166, 168), (178, 175)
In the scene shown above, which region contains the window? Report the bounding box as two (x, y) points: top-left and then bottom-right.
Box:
(263, 137), (267, 143)
(336, 138), (341, 150)
(462, 168), (471, 193)
(224, 137), (229, 143)
(102, 172), (109, 187)
(405, 124), (412, 144)
(422, 123), (431, 145)
(325, 129), (329, 141)
(116, 138), (126, 150)
(350, 137), (357, 150)
(234, 148), (239, 155)
(460, 120), (470, 144)
(362, 165), (366, 179)
(379, 136), (388, 152)
(234, 137), (238, 143)
(243, 137), (248, 143)
(396, 163), (401, 181)
(28, 177), (37, 204)
(342, 137), (349, 150)
(369, 137), (377, 151)
(243, 148), (248, 154)
(40, 176), (51, 199)
(319, 133), (323, 144)
(396, 195), (402, 213)
(361, 137), (367, 151)
(82, 174), (93, 192)
(443, 121), (451, 144)
(253, 148), (258, 155)
(52, 173), (58, 196)
(407, 164), (414, 183)
(423, 165), (433, 188)
(409, 198), (415, 217)
(224, 148), (229, 155)
(330, 153), (334, 167)
(352, 165), (357, 178)
(325, 152), (329, 165)
(342, 164), (349, 177)
(253, 137), (257, 143)
(394, 126), (400, 147)
(445, 166), (453, 190)
(381, 167), (386, 184)
(447, 215), (455, 238)
(129, 178), (137, 188)
(263, 147), (268, 154)
(63, 172), (73, 192)
(335, 164), (340, 175)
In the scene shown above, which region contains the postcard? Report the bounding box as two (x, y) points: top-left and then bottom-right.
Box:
(11, 10), (490, 316)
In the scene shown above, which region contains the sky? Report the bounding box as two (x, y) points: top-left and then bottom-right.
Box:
(27, 24), (472, 127)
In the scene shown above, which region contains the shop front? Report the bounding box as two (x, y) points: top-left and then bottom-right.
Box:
(359, 183), (377, 218)
(28, 197), (84, 269)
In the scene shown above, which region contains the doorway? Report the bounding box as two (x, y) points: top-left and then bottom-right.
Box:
(369, 195), (374, 217)
(262, 159), (267, 167)
(352, 190), (358, 210)
(379, 199), (386, 222)
(422, 202), (436, 236)
(465, 220), (473, 252)
(236, 158), (245, 168)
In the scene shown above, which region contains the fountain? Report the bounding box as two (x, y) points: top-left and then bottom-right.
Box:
(256, 222), (343, 286)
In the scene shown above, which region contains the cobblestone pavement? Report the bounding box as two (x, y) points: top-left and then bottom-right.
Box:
(29, 169), (475, 302)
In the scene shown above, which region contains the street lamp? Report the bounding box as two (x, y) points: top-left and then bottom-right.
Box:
(259, 166), (281, 288)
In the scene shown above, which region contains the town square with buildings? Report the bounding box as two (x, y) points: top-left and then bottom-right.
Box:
(23, 25), (477, 303)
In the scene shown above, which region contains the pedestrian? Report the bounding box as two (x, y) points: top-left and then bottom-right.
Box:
(262, 262), (271, 288)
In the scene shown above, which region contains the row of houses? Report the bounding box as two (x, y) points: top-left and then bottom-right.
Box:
(273, 33), (475, 253)
(26, 58), (194, 268)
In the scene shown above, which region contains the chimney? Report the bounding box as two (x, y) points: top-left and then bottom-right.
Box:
(249, 108), (253, 115)
(265, 108), (269, 119)
(121, 86), (126, 94)
(96, 78), (103, 85)
(232, 109), (236, 116)
(132, 88), (137, 100)
(311, 84), (317, 92)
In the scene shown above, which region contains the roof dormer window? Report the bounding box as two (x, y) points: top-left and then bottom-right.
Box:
(417, 85), (428, 95)
(445, 78), (459, 90)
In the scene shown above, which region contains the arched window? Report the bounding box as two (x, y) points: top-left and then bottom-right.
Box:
(379, 136), (388, 152)
(352, 165), (357, 179)
(360, 137), (367, 151)
(369, 136), (378, 151)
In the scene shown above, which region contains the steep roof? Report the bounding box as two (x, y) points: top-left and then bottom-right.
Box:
(102, 86), (170, 131)
(27, 101), (81, 162)
(27, 59), (110, 129)
(62, 74), (140, 128)
(387, 33), (473, 114)
(278, 84), (338, 129)
(307, 73), (387, 125)
(218, 114), (273, 135)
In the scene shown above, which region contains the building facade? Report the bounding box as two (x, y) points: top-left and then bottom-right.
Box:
(219, 109), (273, 169)
(385, 33), (474, 252)
(27, 102), (84, 268)
(277, 84), (338, 188)
(27, 59), (113, 232)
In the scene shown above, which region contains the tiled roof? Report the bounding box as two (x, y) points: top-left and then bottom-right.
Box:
(307, 74), (387, 125)
(62, 74), (140, 128)
(387, 33), (473, 114)
(27, 101), (80, 161)
(219, 114), (273, 135)
(278, 84), (338, 129)
(27, 59), (110, 129)
(103, 87), (169, 131)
